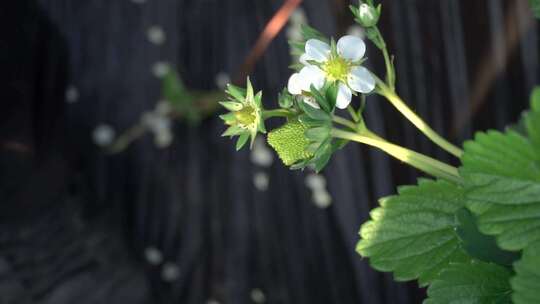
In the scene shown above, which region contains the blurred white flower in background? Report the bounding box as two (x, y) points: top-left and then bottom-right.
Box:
(305, 173), (332, 208)
(93, 124), (116, 147)
(152, 61), (170, 78)
(250, 288), (266, 303)
(65, 85), (79, 103)
(144, 246), (164, 265)
(214, 72), (231, 90)
(312, 190), (332, 208)
(253, 172), (270, 191)
(147, 25), (166, 45)
(250, 138), (274, 167)
(286, 8), (308, 41)
(161, 262), (180, 282)
(142, 111), (173, 148)
(347, 24), (365, 39)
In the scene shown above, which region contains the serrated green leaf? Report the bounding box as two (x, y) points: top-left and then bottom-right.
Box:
(455, 208), (520, 265)
(461, 130), (540, 181)
(511, 241), (540, 304)
(461, 127), (540, 251)
(425, 261), (512, 304)
(357, 179), (470, 286)
(464, 173), (540, 251)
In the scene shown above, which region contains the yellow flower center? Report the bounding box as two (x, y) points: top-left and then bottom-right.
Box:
(234, 105), (257, 128)
(323, 56), (350, 82)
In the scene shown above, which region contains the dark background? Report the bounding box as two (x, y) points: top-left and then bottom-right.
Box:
(0, 0), (538, 303)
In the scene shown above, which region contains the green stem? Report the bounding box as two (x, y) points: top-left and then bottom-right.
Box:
(347, 105), (361, 123)
(332, 115), (358, 131)
(262, 109), (294, 119)
(367, 27), (395, 89)
(377, 80), (464, 158)
(332, 128), (462, 183)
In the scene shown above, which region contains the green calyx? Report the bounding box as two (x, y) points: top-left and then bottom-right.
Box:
(234, 105), (257, 129)
(267, 120), (314, 166)
(219, 77), (266, 150)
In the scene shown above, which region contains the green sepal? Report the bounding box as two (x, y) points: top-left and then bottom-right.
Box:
(278, 88), (294, 109)
(325, 82), (338, 110)
(305, 126), (330, 142)
(310, 85), (330, 112)
(219, 112), (236, 123)
(298, 97), (331, 121)
(236, 133), (249, 151)
(219, 101), (243, 112)
(311, 138), (333, 172)
(226, 84), (246, 102)
(222, 126), (245, 137)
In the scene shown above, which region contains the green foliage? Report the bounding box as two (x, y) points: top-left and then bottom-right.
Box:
(530, 0), (540, 19)
(460, 91), (540, 253)
(455, 208), (520, 266)
(358, 88), (540, 303)
(162, 69), (201, 125)
(465, 173), (540, 251)
(425, 261), (512, 304)
(357, 179), (470, 286)
(511, 242), (540, 304)
(290, 84), (340, 172)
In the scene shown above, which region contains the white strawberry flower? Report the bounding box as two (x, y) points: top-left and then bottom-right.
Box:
(287, 35), (376, 109)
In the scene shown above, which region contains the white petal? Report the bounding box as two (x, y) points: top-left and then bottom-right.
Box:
(337, 35), (366, 62)
(336, 83), (352, 109)
(347, 66), (376, 93)
(287, 73), (303, 95)
(305, 39), (331, 63)
(299, 66), (326, 91)
(299, 53), (310, 66)
(302, 96), (320, 109)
